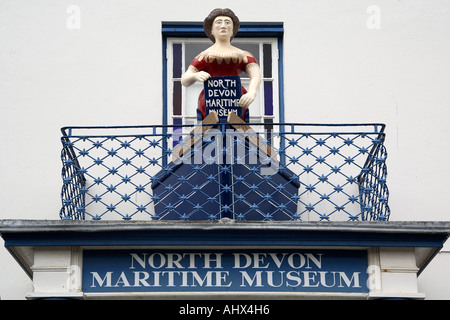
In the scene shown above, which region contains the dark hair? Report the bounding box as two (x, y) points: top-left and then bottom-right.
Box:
(203, 8), (240, 43)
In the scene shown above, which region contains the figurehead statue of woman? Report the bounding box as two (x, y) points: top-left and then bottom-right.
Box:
(181, 8), (262, 121)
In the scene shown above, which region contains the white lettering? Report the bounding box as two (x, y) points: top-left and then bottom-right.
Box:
(287, 253), (306, 269)
(266, 271), (284, 287)
(114, 271), (131, 287)
(148, 253), (166, 269)
(191, 271), (212, 287)
(162, 271), (179, 286)
(253, 253), (270, 268)
(319, 271), (336, 288)
(302, 271), (319, 287)
(268, 253), (288, 268)
(286, 271), (302, 287)
(233, 253), (252, 269)
(130, 253), (147, 269)
(167, 253), (184, 269)
(305, 253), (322, 269)
(240, 271), (263, 287)
(184, 253), (203, 268)
(91, 271), (112, 287)
(204, 253), (223, 269)
(179, 304), (214, 317)
(338, 272), (361, 288)
(133, 271), (151, 287)
(88, 251), (365, 291)
(216, 271), (232, 287)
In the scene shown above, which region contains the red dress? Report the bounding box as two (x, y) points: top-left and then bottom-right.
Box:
(189, 50), (259, 120)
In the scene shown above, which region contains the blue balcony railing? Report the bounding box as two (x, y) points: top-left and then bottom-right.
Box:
(60, 122), (390, 222)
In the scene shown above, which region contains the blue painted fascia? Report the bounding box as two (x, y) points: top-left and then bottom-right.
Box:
(2, 228), (447, 249)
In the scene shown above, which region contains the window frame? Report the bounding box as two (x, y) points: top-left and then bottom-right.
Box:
(166, 37), (279, 127)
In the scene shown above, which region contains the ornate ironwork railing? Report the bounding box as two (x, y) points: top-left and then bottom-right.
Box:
(60, 123), (390, 221)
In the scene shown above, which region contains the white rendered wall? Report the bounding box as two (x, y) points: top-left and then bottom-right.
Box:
(1, 0), (449, 299)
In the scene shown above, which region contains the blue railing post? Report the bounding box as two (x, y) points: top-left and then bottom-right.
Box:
(219, 123), (233, 219)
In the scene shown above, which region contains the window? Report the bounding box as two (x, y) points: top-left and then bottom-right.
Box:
(167, 38), (279, 128)
(162, 22), (284, 137)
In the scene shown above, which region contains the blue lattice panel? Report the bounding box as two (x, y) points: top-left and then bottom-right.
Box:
(151, 132), (300, 221)
(151, 162), (221, 221)
(231, 164), (300, 221)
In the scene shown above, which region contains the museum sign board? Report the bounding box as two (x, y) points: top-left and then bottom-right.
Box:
(82, 249), (369, 294)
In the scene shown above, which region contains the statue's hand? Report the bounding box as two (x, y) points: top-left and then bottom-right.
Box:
(194, 71), (211, 83)
(238, 91), (256, 108)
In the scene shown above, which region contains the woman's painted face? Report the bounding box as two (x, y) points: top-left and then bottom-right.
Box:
(212, 16), (234, 40)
